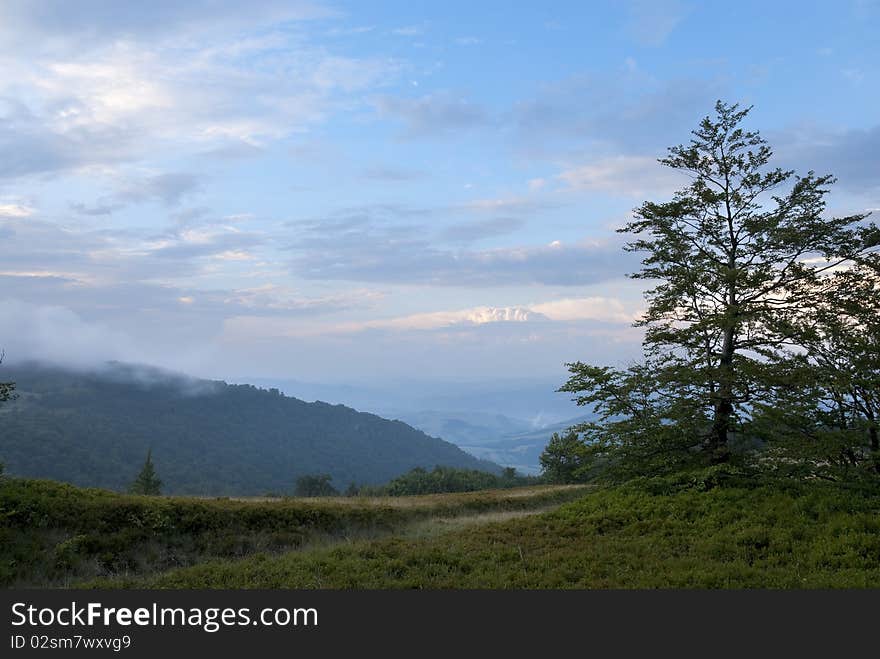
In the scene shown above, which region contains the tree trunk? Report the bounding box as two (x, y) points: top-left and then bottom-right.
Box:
(868, 416), (879, 475)
(710, 247), (737, 463)
(709, 324), (734, 464)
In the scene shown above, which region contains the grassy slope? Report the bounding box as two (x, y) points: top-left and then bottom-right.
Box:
(96, 481), (880, 589)
(0, 478), (586, 587)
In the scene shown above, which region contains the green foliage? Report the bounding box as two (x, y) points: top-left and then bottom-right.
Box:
(103, 480), (880, 589)
(294, 474), (338, 497)
(751, 259), (880, 478)
(557, 101), (879, 480)
(129, 450), (162, 495)
(0, 362), (497, 494)
(0, 349), (15, 406)
(375, 466), (535, 496)
(538, 431), (591, 483)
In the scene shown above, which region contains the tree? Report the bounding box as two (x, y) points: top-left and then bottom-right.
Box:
(294, 473), (338, 497)
(0, 350), (16, 478)
(753, 258), (880, 477)
(129, 449), (162, 495)
(0, 349), (16, 406)
(499, 467), (518, 485)
(539, 431), (591, 483)
(561, 101), (877, 475)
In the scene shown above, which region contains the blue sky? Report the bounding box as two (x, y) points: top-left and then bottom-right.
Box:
(1, 0), (878, 384)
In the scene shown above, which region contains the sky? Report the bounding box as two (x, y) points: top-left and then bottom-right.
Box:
(1, 0), (878, 386)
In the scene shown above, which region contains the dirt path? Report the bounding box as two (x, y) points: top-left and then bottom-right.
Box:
(299, 495), (583, 554)
(400, 504), (564, 540)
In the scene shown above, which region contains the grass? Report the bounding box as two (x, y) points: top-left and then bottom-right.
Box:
(7, 474), (880, 589)
(0, 477), (587, 587)
(89, 479), (880, 589)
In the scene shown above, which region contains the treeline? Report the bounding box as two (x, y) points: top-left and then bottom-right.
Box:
(295, 466), (539, 497)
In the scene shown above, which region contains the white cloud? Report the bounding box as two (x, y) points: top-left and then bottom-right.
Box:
(0, 298), (138, 366)
(625, 0), (688, 46)
(354, 306), (544, 331)
(528, 178), (546, 191)
(252, 296), (640, 338)
(557, 155), (687, 196)
(213, 250), (255, 261)
(530, 297), (640, 324)
(0, 203), (34, 217)
(219, 285), (383, 313)
(391, 25), (424, 36)
(345, 296), (641, 333)
(0, 14), (399, 181)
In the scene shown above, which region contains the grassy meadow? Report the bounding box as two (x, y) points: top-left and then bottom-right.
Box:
(0, 476), (585, 587)
(5, 474), (880, 589)
(86, 478), (880, 589)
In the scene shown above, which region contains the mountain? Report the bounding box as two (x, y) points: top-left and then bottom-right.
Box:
(236, 376), (591, 474)
(0, 362), (499, 495)
(433, 415), (594, 475)
(387, 410), (534, 446)
(239, 376), (580, 424)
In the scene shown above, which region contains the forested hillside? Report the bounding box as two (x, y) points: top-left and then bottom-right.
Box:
(0, 362), (498, 495)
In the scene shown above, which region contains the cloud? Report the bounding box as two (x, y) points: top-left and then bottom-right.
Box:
(0, 96), (133, 179)
(116, 172), (202, 207)
(457, 197), (561, 214)
(528, 178), (546, 191)
(291, 226), (633, 287)
(0, 1), (334, 54)
(440, 217), (525, 242)
(0, 214), (266, 286)
(530, 297), (640, 324)
(0, 268), (373, 326)
(199, 140), (265, 160)
(70, 171), (203, 217)
(347, 306), (545, 332)
(331, 297), (640, 334)
(557, 155), (689, 197)
(361, 166), (426, 182)
(213, 285), (383, 314)
(376, 92), (491, 138)
(391, 25), (424, 37)
(325, 25), (375, 37)
(514, 75), (721, 157)
(624, 0), (688, 46)
(70, 201), (125, 216)
(287, 201), (632, 287)
(0, 9), (398, 182)
(0, 298), (139, 367)
(774, 124), (880, 196)
(0, 203), (34, 217)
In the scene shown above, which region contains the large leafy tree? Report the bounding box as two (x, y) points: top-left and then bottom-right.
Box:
(559, 101), (876, 475)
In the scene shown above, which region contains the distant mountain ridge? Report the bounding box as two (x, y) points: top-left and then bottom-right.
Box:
(390, 411), (594, 475)
(0, 362), (499, 495)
